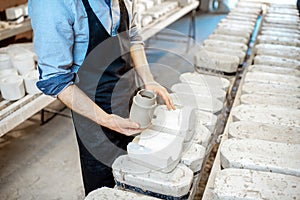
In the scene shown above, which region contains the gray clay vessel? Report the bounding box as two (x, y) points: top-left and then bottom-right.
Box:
(130, 89), (157, 129)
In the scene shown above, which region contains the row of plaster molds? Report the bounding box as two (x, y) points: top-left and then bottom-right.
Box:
(257, 35), (300, 47)
(194, 51), (240, 74)
(151, 105), (196, 142)
(179, 72), (230, 91)
(213, 168), (300, 200)
(268, 7), (299, 15)
(203, 39), (248, 52)
(232, 104), (300, 128)
(244, 71), (300, 87)
(171, 83), (226, 101)
(112, 155), (193, 198)
(247, 65), (300, 77)
(170, 93), (223, 114)
(264, 16), (299, 25)
(217, 23), (254, 33)
(202, 46), (246, 65)
(241, 82), (300, 97)
(180, 143), (206, 174)
(240, 93), (300, 109)
(229, 121), (300, 144)
(255, 44), (300, 61)
(85, 187), (160, 200)
(254, 55), (300, 69)
(127, 129), (184, 172)
(213, 28), (251, 41)
(208, 34), (248, 45)
(220, 138), (300, 177)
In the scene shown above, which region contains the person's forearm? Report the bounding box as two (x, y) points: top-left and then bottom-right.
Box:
(130, 44), (155, 84)
(57, 84), (110, 126)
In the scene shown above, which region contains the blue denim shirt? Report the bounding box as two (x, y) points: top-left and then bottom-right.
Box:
(29, 0), (142, 97)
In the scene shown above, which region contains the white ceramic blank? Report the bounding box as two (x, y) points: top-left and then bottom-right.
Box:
(23, 70), (41, 94)
(0, 54), (12, 70)
(12, 53), (35, 75)
(0, 75), (25, 101)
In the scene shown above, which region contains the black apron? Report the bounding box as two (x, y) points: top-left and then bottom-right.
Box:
(72, 0), (137, 195)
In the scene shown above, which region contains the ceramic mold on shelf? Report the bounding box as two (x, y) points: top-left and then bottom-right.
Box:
(258, 35), (300, 47)
(195, 50), (240, 73)
(170, 93), (224, 115)
(191, 124), (212, 148)
(12, 53), (35, 75)
(208, 34), (248, 45)
(220, 138), (300, 177)
(213, 168), (300, 200)
(5, 6), (23, 21)
(127, 129), (184, 172)
(232, 104), (300, 128)
(172, 82), (226, 101)
(244, 71), (300, 87)
(203, 45), (246, 65)
(179, 72), (230, 91)
(255, 44), (300, 61)
(203, 39), (248, 52)
(85, 187), (160, 200)
(151, 105), (196, 142)
(112, 155), (193, 199)
(240, 93), (300, 109)
(0, 75), (25, 101)
(229, 121), (300, 144)
(247, 65), (300, 77)
(194, 110), (218, 133)
(0, 53), (12, 70)
(0, 68), (18, 80)
(180, 143), (206, 174)
(254, 55), (300, 69)
(241, 82), (300, 97)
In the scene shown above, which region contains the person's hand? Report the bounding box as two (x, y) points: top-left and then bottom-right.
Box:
(145, 81), (176, 110)
(104, 114), (144, 136)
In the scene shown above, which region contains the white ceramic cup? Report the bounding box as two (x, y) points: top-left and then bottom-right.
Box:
(12, 53), (35, 75)
(0, 53), (12, 70)
(0, 68), (19, 81)
(23, 70), (41, 94)
(0, 75), (25, 101)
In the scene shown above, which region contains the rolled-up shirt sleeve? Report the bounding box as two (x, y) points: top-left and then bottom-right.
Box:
(29, 0), (76, 97)
(129, 0), (144, 45)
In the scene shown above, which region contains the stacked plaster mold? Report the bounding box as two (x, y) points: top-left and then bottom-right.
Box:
(204, 1), (300, 199)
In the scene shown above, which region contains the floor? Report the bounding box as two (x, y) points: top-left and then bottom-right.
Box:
(0, 12), (226, 200)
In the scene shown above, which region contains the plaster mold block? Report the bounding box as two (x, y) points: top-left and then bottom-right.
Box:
(244, 71), (300, 87)
(192, 124), (212, 147)
(232, 104), (300, 127)
(213, 168), (300, 200)
(257, 35), (300, 47)
(112, 155), (193, 198)
(203, 46), (246, 65)
(220, 18), (255, 27)
(229, 121), (300, 144)
(181, 143), (206, 173)
(11, 53), (35, 75)
(203, 39), (248, 52)
(261, 30), (300, 40)
(127, 129), (184, 172)
(194, 110), (218, 133)
(240, 93), (300, 109)
(195, 51), (240, 73)
(264, 16), (299, 25)
(179, 72), (230, 91)
(254, 55), (300, 69)
(171, 83), (226, 101)
(262, 26), (300, 34)
(255, 44), (300, 61)
(220, 138), (300, 177)
(241, 82), (300, 97)
(170, 93), (223, 114)
(247, 65), (300, 77)
(0, 53), (12, 70)
(151, 105), (196, 142)
(208, 34), (248, 45)
(85, 187), (160, 200)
